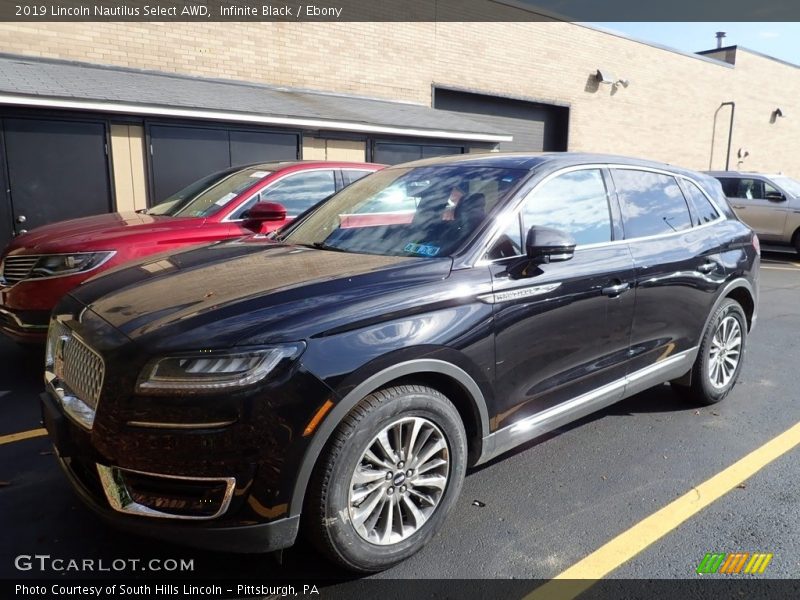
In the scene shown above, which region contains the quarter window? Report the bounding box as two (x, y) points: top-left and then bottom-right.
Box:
(682, 181), (720, 226)
(613, 169), (692, 238)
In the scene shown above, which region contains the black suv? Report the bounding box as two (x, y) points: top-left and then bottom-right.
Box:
(41, 153), (759, 572)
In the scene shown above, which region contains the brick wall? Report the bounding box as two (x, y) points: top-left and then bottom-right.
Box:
(2, 19), (799, 176)
(303, 137), (366, 161)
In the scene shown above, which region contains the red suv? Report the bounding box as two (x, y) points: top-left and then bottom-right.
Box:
(0, 161), (382, 343)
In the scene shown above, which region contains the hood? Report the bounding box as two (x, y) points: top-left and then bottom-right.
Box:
(3, 212), (201, 254)
(71, 238), (453, 351)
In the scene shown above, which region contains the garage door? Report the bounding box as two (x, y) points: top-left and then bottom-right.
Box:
(434, 88), (569, 152)
(0, 117), (112, 248)
(148, 124), (299, 203)
(372, 142), (464, 165)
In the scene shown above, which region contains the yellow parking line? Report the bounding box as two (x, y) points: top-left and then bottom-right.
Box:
(525, 420), (800, 600)
(0, 428), (47, 446)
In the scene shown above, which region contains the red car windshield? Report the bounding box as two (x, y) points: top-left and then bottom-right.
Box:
(147, 167), (274, 218)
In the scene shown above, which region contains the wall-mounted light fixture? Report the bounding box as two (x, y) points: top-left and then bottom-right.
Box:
(613, 79), (630, 89)
(736, 147), (749, 168)
(595, 69), (615, 85)
(773, 108), (786, 119)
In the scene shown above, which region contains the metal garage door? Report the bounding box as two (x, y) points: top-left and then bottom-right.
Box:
(434, 88), (569, 152)
(0, 117), (112, 247)
(372, 142), (464, 165)
(148, 124), (299, 203)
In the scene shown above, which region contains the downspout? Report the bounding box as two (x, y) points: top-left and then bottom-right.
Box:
(720, 101), (735, 170)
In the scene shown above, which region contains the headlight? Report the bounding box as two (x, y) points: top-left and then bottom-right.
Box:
(136, 344), (305, 395)
(30, 252), (115, 278)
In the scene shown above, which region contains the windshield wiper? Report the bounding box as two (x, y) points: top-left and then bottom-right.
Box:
(310, 241), (349, 253)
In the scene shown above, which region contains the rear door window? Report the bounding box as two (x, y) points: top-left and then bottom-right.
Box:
(612, 169), (692, 238)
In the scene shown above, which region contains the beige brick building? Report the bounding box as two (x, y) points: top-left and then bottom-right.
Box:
(0, 13), (798, 245)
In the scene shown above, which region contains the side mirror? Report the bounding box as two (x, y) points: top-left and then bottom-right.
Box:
(526, 226), (576, 263)
(765, 191), (786, 202)
(244, 201), (287, 225)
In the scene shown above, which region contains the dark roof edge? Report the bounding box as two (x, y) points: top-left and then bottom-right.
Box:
(0, 51), (432, 110)
(0, 92), (513, 143)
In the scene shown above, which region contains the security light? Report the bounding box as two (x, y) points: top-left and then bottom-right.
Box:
(595, 69), (615, 85)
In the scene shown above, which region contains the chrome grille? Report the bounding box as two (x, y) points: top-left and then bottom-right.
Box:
(2, 255), (39, 284)
(49, 321), (104, 410)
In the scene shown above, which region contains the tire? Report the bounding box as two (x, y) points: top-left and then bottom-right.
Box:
(305, 384), (467, 573)
(672, 298), (747, 405)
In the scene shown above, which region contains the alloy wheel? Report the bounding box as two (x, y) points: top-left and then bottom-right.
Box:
(707, 314), (742, 389)
(348, 416), (450, 545)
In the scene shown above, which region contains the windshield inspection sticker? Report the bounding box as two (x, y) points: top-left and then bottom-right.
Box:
(214, 192), (238, 206)
(404, 242), (440, 257)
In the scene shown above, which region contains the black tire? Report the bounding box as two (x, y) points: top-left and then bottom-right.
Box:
(305, 384), (467, 573)
(672, 298), (747, 405)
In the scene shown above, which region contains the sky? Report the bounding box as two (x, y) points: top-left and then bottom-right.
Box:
(593, 22), (800, 66)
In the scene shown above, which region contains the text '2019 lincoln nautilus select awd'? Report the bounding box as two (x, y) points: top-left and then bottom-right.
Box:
(41, 153), (758, 572)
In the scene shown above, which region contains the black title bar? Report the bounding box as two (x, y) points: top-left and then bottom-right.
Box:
(1, 0), (800, 22)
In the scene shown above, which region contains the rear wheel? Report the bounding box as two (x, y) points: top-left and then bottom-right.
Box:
(306, 384), (467, 572)
(672, 298), (747, 405)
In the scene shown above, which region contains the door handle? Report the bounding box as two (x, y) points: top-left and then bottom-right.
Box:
(601, 282), (630, 297)
(731, 205), (746, 209)
(697, 261), (718, 274)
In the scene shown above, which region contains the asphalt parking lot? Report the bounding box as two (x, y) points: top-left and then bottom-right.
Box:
(2, 251), (799, 595)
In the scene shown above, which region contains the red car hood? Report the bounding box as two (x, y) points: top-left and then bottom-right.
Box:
(3, 212), (203, 255)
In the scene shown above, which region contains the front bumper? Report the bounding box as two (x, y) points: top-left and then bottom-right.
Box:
(0, 305), (48, 343)
(40, 385), (302, 553)
(55, 453), (299, 553)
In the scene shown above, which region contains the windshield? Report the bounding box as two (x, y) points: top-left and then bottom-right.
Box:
(280, 165), (526, 257)
(146, 167), (274, 217)
(771, 176), (800, 198)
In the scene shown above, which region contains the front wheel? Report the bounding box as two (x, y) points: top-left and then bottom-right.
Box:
(672, 298), (747, 405)
(306, 385), (467, 572)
